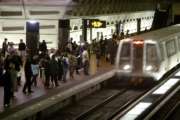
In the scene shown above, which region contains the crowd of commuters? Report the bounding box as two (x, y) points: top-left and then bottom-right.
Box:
(0, 35), (118, 109)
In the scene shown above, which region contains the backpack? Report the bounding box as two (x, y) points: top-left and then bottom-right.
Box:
(63, 58), (68, 68)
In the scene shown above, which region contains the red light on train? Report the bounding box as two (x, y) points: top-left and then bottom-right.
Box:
(133, 40), (144, 45)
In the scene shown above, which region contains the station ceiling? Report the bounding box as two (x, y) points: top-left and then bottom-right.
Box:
(0, 0), (176, 17)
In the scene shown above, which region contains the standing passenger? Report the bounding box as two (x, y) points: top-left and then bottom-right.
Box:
(49, 55), (59, 87)
(12, 51), (22, 86)
(18, 39), (26, 61)
(2, 38), (8, 57)
(68, 53), (77, 79)
(0, 53), (4, 84)
(62, 53), (69, 82)
(31, 55), (39, 87)
(57, 55), (63, 81)
(3, 55), (12, 108)
(82, 47), (89, 75)
(23, 55), (33, 94)
(39, 40), (47, 57)
(44, 55), (50, 88)
(8, 43), (15, 55)
(8, 53), (19, 98)
(108, 39), (118, 64)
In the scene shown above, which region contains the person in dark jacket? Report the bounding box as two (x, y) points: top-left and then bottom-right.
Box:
(49, 55), (59, 87)
(39, 40), (47, 57)
(1, 38), (8, 57)
(3, 55), (12, 108)
(12, 51), (22, 86)
(108, 38), (118, 64)
(22, 55), (33, 94)
(3, 70), (12, 108)
(0, 53), (4, 85)
(57, 56), (63, 82)
(18, 39), (26, 61)
(44, 55), (50, 88)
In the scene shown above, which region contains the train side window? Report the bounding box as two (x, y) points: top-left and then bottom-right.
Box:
(166, 40), (176, 57)
(146, 44), (159, 66)
(178, 37), (180, 50)
(120, 42), (131, 58)
(159, 43), (165, 61)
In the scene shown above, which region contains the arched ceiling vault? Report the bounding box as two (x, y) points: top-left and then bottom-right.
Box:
(0, 0), (176, 18)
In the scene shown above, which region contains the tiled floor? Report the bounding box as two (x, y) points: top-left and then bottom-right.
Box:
(0, 58), (113, 112)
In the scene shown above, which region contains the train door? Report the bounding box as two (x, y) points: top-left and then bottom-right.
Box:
(145, 43), (160, 73)
(165, 39), (177, 70)
(132, 40), (144, 74)
(159, 42), (166, 74)
(176, 36), (180, 62)
(174, 37), (180, 63)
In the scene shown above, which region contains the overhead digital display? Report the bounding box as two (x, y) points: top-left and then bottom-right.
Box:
(86, 19), (106, 28)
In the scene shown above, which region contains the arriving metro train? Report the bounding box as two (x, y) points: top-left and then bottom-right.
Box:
(115, 24), (180, 84)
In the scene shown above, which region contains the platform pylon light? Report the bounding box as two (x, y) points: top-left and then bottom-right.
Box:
(58, 19), (70, 51)
(26, 20), (39, 57)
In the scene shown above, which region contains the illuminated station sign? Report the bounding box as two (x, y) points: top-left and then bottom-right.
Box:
(86, 19), (106, 28)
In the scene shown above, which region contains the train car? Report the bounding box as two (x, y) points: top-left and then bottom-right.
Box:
(115, 24), (180, 84)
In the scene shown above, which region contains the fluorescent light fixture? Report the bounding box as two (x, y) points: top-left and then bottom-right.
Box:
(147, 39), (156, 44)
(121, 102), (152, 120)
(152, 78), (179, 95)
(28, 20), (38, 24)
(123, 64), (131, 70)
(146, 65), (153, 71)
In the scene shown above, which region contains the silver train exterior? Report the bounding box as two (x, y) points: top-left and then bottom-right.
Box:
(115, 24), (180, 83)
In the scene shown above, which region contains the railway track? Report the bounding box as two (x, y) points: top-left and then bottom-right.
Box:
(46, 87), (148, 120)
(80, 89), (145, 120)
(149, 88), (180, 120)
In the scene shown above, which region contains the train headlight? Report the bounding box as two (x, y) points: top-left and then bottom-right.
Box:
(123, 64), (131, 70)
(146, 65), (153, 71)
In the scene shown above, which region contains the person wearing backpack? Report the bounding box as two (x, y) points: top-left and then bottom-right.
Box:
(62, 53), (69, 82)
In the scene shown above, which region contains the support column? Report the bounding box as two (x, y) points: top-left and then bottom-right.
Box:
(90, 28), (92, 41)
(82, 19), (87, 42)
(58, 19), (70, 51)
(137, 18), (141, 34)
(115, 21), (120, 35)
(89, 26), (96, 75)
(26, 21), (39, 57)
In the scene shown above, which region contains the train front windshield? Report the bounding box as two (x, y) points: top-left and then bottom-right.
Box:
(119, 42), (131, 71)
(119, 40), (144, 72)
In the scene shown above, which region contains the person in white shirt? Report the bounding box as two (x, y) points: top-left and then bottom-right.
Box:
(82, 47), (89, 75)
(31, 55), (39, 86)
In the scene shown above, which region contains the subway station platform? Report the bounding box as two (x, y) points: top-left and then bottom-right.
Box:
(0, 57), (113, 114)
